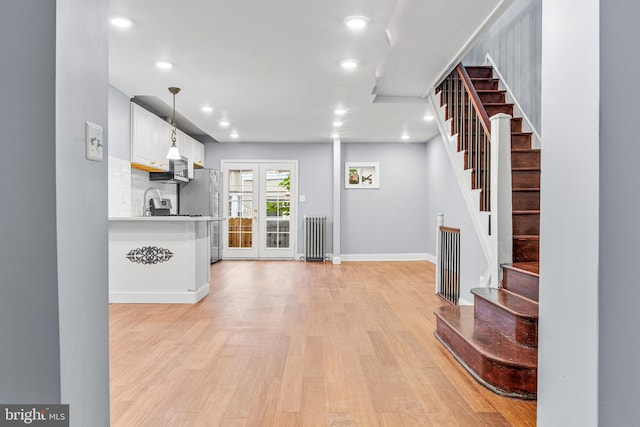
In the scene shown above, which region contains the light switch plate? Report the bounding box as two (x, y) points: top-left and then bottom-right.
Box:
(85, 121), (103, 162)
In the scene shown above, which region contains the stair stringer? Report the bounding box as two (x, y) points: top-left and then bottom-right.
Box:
(428, 91), (492, 284)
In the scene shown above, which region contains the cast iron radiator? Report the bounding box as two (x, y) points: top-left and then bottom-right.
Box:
(304, 216), (326, 262)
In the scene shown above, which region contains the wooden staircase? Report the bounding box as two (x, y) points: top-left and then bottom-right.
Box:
(433, 65), (540, 399)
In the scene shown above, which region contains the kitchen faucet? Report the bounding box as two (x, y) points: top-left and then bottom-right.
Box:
(143, 187), (163, 216)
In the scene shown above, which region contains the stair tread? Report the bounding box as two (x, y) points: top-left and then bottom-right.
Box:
(434, 306), (538, 368)
(513, 167), (540, 171)
(513, 210), (540, 215)
(471, 287), (538, 317)
(513, 188), (540, 192)
(513, 235), (540, 240)
(511, 149), (540, 153)
(509, 262), (540, 275)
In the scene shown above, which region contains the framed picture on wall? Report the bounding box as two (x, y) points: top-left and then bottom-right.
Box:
(345, 162), (380, 189)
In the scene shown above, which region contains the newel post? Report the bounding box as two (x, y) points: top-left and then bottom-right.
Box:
(435, 213), (444, 293)
(490, 113), (513, 287)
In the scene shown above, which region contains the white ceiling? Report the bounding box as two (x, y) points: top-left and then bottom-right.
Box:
(109, 0), (507, 144)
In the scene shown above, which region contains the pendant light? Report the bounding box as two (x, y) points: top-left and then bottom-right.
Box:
(166, 86), (182, 160)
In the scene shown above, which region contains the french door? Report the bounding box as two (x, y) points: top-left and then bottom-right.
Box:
(222, 161), (297, 259)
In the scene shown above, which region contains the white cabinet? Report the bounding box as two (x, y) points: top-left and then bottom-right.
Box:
(152, 118), (172, 171)
(176, 129), (195, 179)
(131, 103), (157, 169)
(130, 103), (171, 172)
(193, 140), (205, 168)
(131, 102), (206, 172)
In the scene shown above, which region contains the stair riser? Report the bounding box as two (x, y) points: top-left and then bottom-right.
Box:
(463, 151), (540, 171)
(512, 151), (540, 169)
(451, 135), (531, 151)
(471, 79), (499, 91)
(449, 117), (522, 134)
(485, 104), (514, 117)
(442, 91), (506, 104)
(474, 298), (538, 347)
(512, 170), (540, 189)
(512, 191), (540, 211)
(513, 214), (540, 235)
(513, 239), (540, 263)
(511, 118), (523, 133)
(512, 133), (532, 150)
(502, 268), (540, 302)
(466, 66), (494, 78)
(479, 92), (506, 104)
(435, 320), (537, 395)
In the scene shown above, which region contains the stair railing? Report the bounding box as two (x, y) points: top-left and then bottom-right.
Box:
(432, 63), (513, 288)
(438, 64), (492, 211)
(435, 213), (460, 305)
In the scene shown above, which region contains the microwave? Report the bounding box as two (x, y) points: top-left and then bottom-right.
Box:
(149, 156), (189, 183)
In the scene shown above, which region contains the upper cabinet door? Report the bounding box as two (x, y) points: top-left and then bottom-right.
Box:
(131, 103), (169, 172)
(194, 141), (205, 168)
(152, 118), (172, 171)
(130, 103), (155, 168)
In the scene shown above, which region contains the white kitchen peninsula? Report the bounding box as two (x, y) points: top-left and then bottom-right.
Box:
(109, 216), (212, 303)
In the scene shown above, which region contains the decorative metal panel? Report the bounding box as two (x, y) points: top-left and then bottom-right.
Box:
(125, 246), (174, 264)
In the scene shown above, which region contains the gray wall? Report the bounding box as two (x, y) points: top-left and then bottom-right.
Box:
(0, 2), (110, 424)
(599, 1), (640, 424)
(206, 142), (334, 253)
(464, 0), (541, 134)
(108, 86), (131, 160)
(424, 136), (487, 303)
(56, 0), (110, 424)
(537, 0), (599, 425)
(341, 143), (429, 257)
(0, 0), (61, 403)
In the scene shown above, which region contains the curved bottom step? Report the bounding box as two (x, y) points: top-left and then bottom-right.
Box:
(434, 331), (537, 400)
(434, 306), (537, 399)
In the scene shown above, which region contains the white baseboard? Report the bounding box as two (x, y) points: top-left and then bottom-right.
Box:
(341, 253), (429, 262)
(109, 283), (210, 304)
(459, 297), (474, 306)
(296, 253), (431, 263)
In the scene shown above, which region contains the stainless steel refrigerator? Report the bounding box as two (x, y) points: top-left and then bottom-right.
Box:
(179, 169), (223, 263)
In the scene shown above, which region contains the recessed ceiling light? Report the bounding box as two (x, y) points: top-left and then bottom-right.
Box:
(344, 16), (369, 29)
(423, 114), (434, 121)
(111, 17), (134, 28)
(339, 59), (359, 70)
(332, 121), (343, 127)
(334, 108), (347, 116)
(155, 61), (173, 70)
(401, 134), (410, 140)
(201, 106), (213, 113)
(230, 131), (239, 138)
(331, 133), (340, 139)
(219, 120), (230, 127)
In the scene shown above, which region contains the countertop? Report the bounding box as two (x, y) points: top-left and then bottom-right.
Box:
(109, 216), (222, 222)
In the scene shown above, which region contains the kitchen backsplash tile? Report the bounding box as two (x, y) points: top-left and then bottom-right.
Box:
(108, 156), (132, 217)
(131, 167), (178, 216)
(108, 155), (178, 217)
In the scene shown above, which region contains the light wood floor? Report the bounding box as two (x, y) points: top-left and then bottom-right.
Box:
(110, 261), (536, 426)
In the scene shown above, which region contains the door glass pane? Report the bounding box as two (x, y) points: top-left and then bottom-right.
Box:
(228, 169), (253, 248)
(264, 170), (290, 248)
